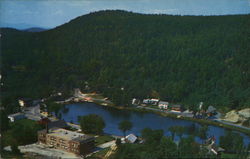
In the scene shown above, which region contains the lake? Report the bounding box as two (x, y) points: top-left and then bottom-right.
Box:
(57, 103), (250, 145)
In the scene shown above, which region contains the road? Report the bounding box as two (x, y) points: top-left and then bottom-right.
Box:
(213, 119), (250, 131)
(97, 140), (116, 149)
(18, 143), (81, 159)
(137, 106), (250, 131)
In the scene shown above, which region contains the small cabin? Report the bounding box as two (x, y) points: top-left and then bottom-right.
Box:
(206, 106), (217, 116)
(158, 101), (169, 110)
(170, 104), (183, 112)
(121, 134), (138, 144)
(132, 98), (140, 105)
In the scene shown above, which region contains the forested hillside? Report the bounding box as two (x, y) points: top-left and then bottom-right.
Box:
(1, 10), (250, 111)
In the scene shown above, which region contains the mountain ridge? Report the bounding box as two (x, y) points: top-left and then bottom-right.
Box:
(2, 10), (250, 110)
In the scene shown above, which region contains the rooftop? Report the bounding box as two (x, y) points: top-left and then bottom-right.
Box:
(48, 128), (93, 142)
(8, 112), (25, 117)
(159, 101), (169, 104)
(47, 120), (68, 129)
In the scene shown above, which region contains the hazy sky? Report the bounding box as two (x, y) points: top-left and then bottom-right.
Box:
(1, 0), (250, 29)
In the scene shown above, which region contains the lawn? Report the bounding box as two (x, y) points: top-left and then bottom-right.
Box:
(95, 135), (115, 146)
(87, 147), (111, 159)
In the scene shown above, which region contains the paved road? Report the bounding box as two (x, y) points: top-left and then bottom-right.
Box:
(97, 140), (116, 149)
(18, 143), (81, 159)
(213, 119), (250, 131)
(137, 106), (250, 131)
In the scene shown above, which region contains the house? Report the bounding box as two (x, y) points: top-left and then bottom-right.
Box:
(38, 128), (95, 156)
(8, 112), (26, 122)
(132, 98), (140, 105)
(158, 101), (169, 110)
(142, 99), (159, 105)
(170, 104), (183, 112)
(121, 134), (137, 143)
(206, 106), (217, 116)
(126, 134), (137, 143)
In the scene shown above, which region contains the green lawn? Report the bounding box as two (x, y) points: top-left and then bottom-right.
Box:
(87, 147), (110, 159)
(95, 135), (115, 146)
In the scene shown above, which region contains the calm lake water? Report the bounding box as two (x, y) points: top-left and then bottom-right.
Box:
(58, 103), (250, 145)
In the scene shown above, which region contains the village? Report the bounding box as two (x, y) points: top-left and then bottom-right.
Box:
(132, 98), (220, 119)
(3, 91), (249, 159)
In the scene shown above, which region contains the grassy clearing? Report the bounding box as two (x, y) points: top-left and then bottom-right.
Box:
(95, 135), (115, 146)
(87, 147), (110, 159)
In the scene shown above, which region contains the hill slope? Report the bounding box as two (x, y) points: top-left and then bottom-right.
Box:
(23, 27), (48, 32)
(2, 10), (250, 110)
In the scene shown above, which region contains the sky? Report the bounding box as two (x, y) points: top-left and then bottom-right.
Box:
(0, 0), (250, 29)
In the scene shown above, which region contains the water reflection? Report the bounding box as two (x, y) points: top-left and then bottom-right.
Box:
(58, 103), (250, 145)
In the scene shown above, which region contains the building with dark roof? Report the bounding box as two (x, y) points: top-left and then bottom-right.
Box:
(8, 112), (26, 122)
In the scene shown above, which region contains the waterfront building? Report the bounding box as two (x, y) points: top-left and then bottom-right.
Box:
(38, 128), (95, 156)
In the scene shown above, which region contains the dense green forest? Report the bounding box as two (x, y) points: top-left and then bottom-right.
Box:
(1, 10), (250, 112)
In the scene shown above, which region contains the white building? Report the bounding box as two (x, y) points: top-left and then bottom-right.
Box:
(132, 98), (140, 105)
(121, 134), (137, 143)
(142, 99), (159, 105)
(158, 101), (169, 109)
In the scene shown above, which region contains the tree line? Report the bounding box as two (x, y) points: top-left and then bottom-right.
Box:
(1, 10), (250, 115)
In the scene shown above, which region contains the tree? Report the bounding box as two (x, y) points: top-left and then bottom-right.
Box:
(11, 143), (20, 154)
(198, 125), (208, 142)
(9, 119), (43, 145)
(187, 123), (197, 135)
(0, 110), (9, 132)
(118, 120), (132, 137)
(220, 131), (245, 154)
(116, 138), (121, 146)
(168, 126), (178, 140)
(158, 137), (178, 158)
(141, 128), (164, 146)
(79, 114), (105, 134)
(178, 136), (200, 158)
(176, 126), (185, 139)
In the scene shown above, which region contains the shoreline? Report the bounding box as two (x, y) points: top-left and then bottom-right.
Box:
(57, 96), (250, 136)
